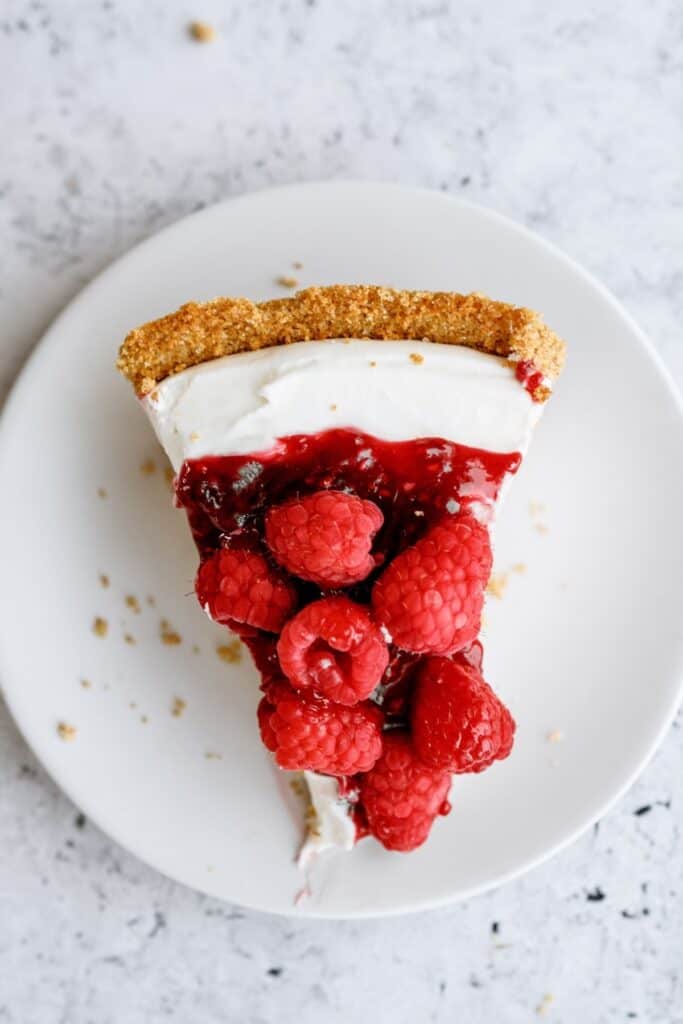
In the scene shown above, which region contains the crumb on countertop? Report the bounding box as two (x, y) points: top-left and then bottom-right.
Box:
(276, 275), (299, 289)
(125, 595), (141, 614)
(99, 573), (110, 588)
(92, 616), (108, 638)
(189, 20), (216, 42)
(409, 352), (424, 365)
(124, 633), (136, 645)
(80, 679), (92, 689)
(204, 751), (223, 760)
(536, 994), (554, 1016)
(57, 722), (77, 742)
(140, 458), (156, 476)
(97, 487), (108, 499)
(546, 729), (564, 743)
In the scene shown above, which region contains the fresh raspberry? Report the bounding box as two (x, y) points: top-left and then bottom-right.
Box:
(264, 489), (383, 588)
(277, 596), (389, 706)
(371, 513), (492, 656)
(358, 731), (452, 852)
(411, 656), (515, 773)
(195, 546), (297, 633)
(257, 679), (384, 775)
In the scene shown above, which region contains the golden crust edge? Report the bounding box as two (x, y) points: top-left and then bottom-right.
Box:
(117, 285), (566, 401)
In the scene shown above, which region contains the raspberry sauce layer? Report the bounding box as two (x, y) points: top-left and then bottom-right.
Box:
(176, 428), (521, 566)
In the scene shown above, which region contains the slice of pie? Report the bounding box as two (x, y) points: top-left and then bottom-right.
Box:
(118, 285), (565, 861)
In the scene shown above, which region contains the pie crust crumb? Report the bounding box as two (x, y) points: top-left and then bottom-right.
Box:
(92, 616), (108, 638)
(171, 697), (187, 717)
(216, 641), (242, 664)
(160, 619), (182, 645)
(57, 722), (77, 742)
(189, 20), (216, 42)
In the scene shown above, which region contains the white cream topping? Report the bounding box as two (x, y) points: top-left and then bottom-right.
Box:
(297, 771), (356, 869)
(143, 340), (543, 471)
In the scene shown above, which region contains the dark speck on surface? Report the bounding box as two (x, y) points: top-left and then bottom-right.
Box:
(149, 911), (167, 938)
(491, 921), (499, 934)
(74, 813), (86, 829)
(634, 804), (652, 816)
(586, 887), (606, 902)
(267, 967), (283, 978)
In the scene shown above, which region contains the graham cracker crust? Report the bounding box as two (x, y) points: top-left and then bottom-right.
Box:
(117, 285), (566, 400)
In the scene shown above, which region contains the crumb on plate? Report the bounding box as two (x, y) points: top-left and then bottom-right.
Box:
(189, 20), (216, 42)
(171, 697), (187, 717)
(216, 641), (242, 664)
(160, 619), (182, 645)
(57, 722), (77, 742)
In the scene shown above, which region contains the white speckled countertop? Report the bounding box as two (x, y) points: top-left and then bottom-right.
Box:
(1, 1), (682, 1020)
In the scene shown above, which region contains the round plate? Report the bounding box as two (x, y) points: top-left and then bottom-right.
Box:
(1, 183), (682, 918)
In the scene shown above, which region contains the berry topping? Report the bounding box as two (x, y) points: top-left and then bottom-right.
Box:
(411, 656), (515, 773)
(265, 489), (384, 588)
(195, 546), (297, 634)
(358, 731), (452, 852)
(276, 596), (389, 706)
(371, 513), (492, 656)
(257, 679), (384, 775)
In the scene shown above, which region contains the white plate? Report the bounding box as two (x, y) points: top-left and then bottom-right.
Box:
(1, 182), (682, 919)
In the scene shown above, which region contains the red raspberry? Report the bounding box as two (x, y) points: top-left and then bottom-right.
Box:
(358, 731), (452, 852)
(412, 656), (515, 773)
(371, 513), (492, 656)
(265, 489), (383, 587)
(195, 546), (297, 633)
(277, 596), (389, 706)
(257, 679), (384, 775)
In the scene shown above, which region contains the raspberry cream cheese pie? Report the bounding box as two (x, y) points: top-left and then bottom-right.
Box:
(118, 285), (565, 858)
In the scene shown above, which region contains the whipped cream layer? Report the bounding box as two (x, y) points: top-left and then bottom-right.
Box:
(144, 340), (543, 471)
(297, 771), (357, 870)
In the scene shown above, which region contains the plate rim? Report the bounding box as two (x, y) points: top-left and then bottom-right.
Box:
(1, 180), (682, 919)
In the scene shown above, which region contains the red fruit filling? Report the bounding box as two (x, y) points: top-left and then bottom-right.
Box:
(178, 428), (519, 852)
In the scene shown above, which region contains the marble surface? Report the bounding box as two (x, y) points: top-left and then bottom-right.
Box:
(1, 1), (682, 1020)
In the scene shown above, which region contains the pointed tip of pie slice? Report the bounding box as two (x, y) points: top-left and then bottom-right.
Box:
(116, 285), (566, 398)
